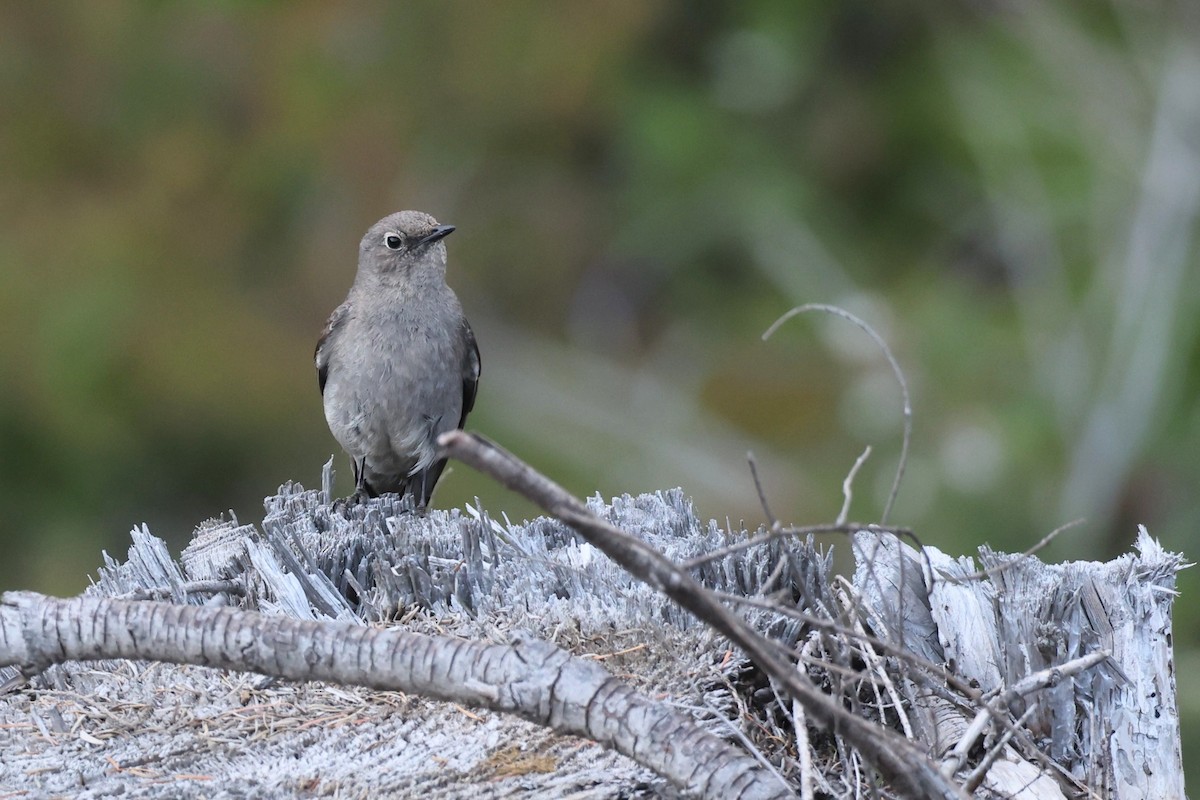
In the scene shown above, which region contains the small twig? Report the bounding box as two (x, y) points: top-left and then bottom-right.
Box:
(688, 522), (940, 646)
(962, 704), (1039, 794)
(939, 518), (1087, 584)
(997, 651), (1109, 702)
(681, 522), (913, 570)
(842, 591), (913, 740)
(746, 451), (779, 528)
(791, 695), (814, 800)
(718, 586), (983, 707)
(941, 651), (1109, 778)
(764, 304), (911, 524)
(837, 446), (872, 526)
(692, 699), (794, 796)
(941, 703), (996, 779)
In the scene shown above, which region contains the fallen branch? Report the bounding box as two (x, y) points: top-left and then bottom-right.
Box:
(0, 592), (788, 800)
(439, 430), (967, 800)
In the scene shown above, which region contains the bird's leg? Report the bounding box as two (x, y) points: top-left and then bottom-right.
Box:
(350, 457), (371, 505)
(409, 474), (429, 516)
(329, 458), (366, 514)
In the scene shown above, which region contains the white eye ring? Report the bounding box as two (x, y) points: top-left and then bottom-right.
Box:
(384, 233), (403, 250)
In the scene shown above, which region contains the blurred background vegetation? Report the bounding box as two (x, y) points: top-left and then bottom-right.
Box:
(1, 1), (1196, 779)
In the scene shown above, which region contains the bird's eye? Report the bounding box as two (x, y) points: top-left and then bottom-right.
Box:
(385, 234), (403, 250)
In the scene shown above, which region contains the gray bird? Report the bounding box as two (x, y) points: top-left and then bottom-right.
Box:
(315, 210), (480, 509)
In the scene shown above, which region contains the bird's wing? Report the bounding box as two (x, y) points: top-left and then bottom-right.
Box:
(459, 320), (481, 427)
(315, 301), (351, 395)
(400, 322), (480, 510)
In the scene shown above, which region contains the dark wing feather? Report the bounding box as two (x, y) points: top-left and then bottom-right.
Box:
(404, 321), (481, 510)
(315, 301), (351, 395)
(458, 320), (481, 428)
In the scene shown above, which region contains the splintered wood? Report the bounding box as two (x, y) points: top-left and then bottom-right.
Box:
(0, 472), (1185, 799)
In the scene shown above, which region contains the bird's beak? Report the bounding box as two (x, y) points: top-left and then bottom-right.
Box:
(415, 224), (455, 246)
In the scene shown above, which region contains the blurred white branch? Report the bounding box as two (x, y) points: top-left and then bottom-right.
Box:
(943, 19), (1200, 528)
(1061, 46), (1200, 520)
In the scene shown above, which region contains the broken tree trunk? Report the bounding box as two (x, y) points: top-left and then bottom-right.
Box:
(0, 457), (1186, 799)
(853, 527), (1184, 798)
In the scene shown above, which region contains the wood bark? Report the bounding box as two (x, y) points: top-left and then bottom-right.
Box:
(0, 592), (786, 800)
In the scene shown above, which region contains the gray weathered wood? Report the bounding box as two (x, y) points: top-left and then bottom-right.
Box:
(0, 470), (1185, 799)
(853, 527), (1186, 799)
(2, 483), (825, 798)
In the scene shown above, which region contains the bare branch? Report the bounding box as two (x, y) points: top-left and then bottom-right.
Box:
(962, 705), (1039, 794)
(0, 592), (789, 800)
(940, 652), (1108, 779)
(439, 430), (968, 800)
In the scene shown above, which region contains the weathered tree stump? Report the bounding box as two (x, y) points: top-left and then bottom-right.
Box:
(0, 455), (1185, 798)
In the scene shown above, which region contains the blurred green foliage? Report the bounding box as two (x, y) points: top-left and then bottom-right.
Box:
(1, 1), (1197, 780)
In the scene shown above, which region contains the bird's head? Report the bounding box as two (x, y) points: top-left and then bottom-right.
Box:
(357, 210), (455, 286)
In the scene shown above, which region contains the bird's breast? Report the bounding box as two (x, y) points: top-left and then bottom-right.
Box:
(323, 302), (465, 465)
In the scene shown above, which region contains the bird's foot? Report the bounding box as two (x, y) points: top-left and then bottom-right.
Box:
(330, 488), (372, 515)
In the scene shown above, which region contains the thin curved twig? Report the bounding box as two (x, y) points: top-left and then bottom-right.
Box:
(747, 451), (778, 528)
(763, 304), (912, 524)
(938, 518), (1087, 585)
